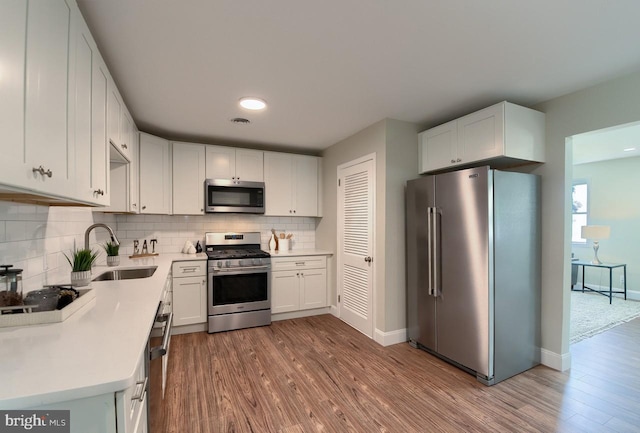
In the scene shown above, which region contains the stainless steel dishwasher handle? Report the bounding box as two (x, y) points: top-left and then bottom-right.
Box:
(150, 311), (173, 360)
(132, 376), (148, 402)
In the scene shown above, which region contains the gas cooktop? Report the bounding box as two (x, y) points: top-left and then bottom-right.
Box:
(205, 248), (270, 260)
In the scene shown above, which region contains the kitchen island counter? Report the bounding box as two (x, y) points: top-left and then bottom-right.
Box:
(0, 253), (206, 409)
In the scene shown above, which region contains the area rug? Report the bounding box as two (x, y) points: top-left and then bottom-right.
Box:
(570, 290), (640, 343)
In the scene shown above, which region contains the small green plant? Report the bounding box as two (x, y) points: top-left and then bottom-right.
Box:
(64, 248), (99, 272)
(102, 241), (120, 257)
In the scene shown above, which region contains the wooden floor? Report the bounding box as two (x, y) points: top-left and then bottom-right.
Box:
(156, 315), (640, 433)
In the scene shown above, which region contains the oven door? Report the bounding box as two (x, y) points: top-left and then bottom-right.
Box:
(208, 265), (271, 315)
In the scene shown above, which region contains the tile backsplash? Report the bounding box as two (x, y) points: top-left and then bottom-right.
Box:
(0, 201), (317, 292)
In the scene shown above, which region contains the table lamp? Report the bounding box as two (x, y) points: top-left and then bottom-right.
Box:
(581, 225), (611, 265)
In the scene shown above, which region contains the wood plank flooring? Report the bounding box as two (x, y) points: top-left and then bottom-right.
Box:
(155, 315), (640, 433)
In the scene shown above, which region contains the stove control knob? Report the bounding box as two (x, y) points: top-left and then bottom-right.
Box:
(217, 261), (223, 268)
(253, 259), (260, 266)
(225, 260), (231, 268)
(238, 260), (244, 267)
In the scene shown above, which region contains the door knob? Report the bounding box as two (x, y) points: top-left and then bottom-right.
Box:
(364, 256), (372, 263)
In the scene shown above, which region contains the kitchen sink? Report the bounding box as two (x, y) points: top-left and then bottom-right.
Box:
(92, 266), (158, 281)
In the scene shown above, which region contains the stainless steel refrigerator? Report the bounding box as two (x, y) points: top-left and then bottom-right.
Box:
(406, 166), (541, 385)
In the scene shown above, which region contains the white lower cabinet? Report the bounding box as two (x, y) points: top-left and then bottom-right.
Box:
(172, 261), (207, 326)
(272, 256), (327, 314)
(32, 351), (148, 433)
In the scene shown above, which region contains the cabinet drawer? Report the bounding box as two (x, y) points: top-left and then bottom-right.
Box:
(271, 256), (326, 271)
(172, 260), (206, 277)
(116, 351), (147, 433)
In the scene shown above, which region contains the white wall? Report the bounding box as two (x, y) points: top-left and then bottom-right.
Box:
(0, 201), (316, 294)
(572, 156), (640, 291)
(533, 70), (640, 364)
(317, 118), (418, 335)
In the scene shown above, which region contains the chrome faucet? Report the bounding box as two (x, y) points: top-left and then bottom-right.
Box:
(84, 224), (120, 250)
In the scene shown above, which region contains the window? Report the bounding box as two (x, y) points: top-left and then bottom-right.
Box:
(572, 182), (588, 243)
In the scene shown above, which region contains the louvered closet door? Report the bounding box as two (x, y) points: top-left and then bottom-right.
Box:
(338, 157), (374, 337)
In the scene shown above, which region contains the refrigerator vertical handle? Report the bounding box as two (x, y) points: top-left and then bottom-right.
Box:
(427, 207), (433, 296)
(432, 207), (439, 297)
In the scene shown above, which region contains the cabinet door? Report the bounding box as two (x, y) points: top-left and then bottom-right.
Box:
(73, 12), (109, 205)
(24, 0), (73, 194)
(205, 145), (236, 180)
(139, 133), (171, 214)
(271, 270), (299, 314)
(128, 127), (139, 212)
(418, 120), (457, 174)
(293, 155), (318, 216)
(235, 149), (264, 182)
(0, 0), (27, 189)
(107, 82), (122, 157)
(300, 268), (327, 310)
(172, 142), (206, 215)
(264, 152), (294, 216)
(119, 108), (133, 162)
(457, 103), (504, 164)
(173, 275), (207, 326)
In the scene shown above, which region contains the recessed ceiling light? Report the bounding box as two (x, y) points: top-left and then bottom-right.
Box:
(239, 97), (266, 110)
(623, 147), (636, 152)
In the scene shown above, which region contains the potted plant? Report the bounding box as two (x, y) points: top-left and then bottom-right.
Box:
(64, 248), (99, 287)
(103, 242), (120, 267)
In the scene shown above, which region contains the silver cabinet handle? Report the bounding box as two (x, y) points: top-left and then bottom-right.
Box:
(456, 158), (462, 162)
(94, 189), (104, 196)
(142, 205), (146, 210)
(450, 159), (456, 164)
(32, 166), (53, 178)
(180, 267), (198, 273)
(132, 376), (148, 402)
(296, 272), (299, 276)
(364, 256), (372, 263)
(121, 143), (128, 150)
(132, 203), (137, 208)
(295, 262), (305, 266)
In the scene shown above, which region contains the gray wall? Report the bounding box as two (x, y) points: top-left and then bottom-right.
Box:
(533, 70), (640, 359)
(572, 156), (640, 291)
(317, 118), (418, 334)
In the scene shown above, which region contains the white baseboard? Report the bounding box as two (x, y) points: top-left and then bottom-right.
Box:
(171, 323), (207, 335)
(540, 348), (571, 371)
(374, 327), (407, 347)
(271, 307), (331, 322)
(330, 305), (338, 317)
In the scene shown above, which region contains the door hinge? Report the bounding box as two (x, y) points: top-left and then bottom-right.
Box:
(338, 178), (341, 186)
(338, 295), (341, 303)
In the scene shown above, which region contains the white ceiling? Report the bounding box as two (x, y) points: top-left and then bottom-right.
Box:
(572, 121), (640, 165)
(76, 0), (640, 153)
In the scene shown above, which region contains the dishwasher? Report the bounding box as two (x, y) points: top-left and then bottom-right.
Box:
(148, 275), (173, 432)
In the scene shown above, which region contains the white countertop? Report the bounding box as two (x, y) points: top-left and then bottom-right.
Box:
(0, 253), (206, 409)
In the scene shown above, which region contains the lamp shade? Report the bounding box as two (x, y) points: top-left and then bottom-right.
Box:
(581, 225), (610, 240)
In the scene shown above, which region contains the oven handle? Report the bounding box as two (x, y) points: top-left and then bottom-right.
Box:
(150, 311), (173, 360)
(210, 265), (271, 274)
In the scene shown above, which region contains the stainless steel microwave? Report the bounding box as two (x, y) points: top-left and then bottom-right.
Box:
(204, 179), (265, 214)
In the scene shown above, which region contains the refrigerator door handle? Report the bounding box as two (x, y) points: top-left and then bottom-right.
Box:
(427, 207), (433, 296)
(432, 207), (439, 297)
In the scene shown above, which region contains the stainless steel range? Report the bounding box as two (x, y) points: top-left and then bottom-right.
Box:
(205, 232), (271, 333)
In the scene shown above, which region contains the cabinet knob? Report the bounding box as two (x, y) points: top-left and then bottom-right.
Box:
(364, 256), (373, 263)
(32, 166), (53, 178)
(142, 205), (147, 210)
(450, 159), (456, 164)
(121, 143), (128, 150)
(132, 203), (137, 208)
(94, 189), (104, 196)
(296, 273), (300, 276)
(456, 158), (462, 162)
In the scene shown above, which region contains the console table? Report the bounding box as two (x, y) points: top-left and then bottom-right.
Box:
(571, 261), (627, 304)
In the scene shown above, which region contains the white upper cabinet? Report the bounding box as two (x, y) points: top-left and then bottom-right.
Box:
(72, 8), (109, 206)
(0, 0), (27, 187)
(128, 123), (139, 212)
(11, 0), (74, 196)
(172, 142), (206, 215)
(264, 152), (320, 217)
(139, 133), (172, 214)
(107, 84), (124, 159)
(418, 101), (545, 174)
(205, 145), (264, 182)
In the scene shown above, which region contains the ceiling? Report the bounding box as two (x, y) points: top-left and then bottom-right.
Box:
(572, 121), (640, 165)
(76, 0), (640, 153)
